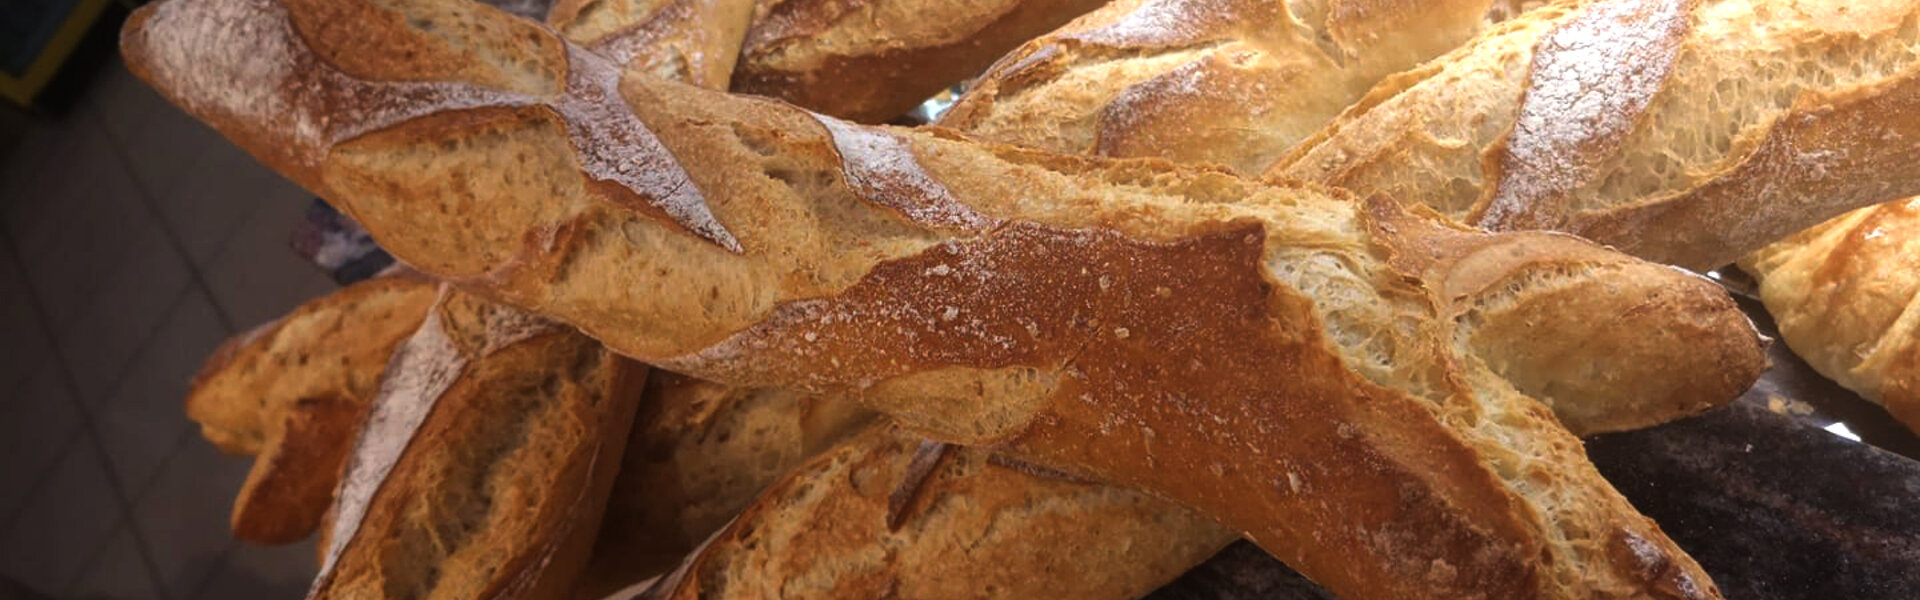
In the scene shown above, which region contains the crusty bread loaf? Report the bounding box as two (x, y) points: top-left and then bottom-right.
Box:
(547, 0), (756, 91)
(309, 287), (647, 600)
(187, 274), (436, 545)
(573, 373), (874, 597)
(1272, 0), (1920, 271)
(123, 0), (1766, 596)
(1741, 197), (1920, 432)
(638, 423), (1232, 600)
(939, 0), (1504, 175)
(732, 0), (1108, 122)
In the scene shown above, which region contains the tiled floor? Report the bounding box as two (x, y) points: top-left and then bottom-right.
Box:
(1, 41), (336, 600)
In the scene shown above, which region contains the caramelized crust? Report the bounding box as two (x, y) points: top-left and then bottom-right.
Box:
(1743, 198), (1920, 432)
(940, 0), (1504, 175)
(732, 0), (1109, 122)
(123, 0), (1763, 596)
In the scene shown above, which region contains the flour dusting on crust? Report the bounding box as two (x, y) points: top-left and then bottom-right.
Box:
(1068, 0), (1237, 47)
(811, 114), (1000, 231)
(138, 0), (740, 252)
(312, 299), (468, 594)
(1478, 0), (1695, 229)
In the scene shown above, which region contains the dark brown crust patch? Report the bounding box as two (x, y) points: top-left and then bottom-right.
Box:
(673, 219), (1541, 598)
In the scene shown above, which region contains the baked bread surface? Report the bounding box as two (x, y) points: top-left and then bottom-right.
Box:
(122, 0), (1767, 596)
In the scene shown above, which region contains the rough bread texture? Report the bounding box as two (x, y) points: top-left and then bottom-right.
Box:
(1742, 197), (1920, 432)
(572, 373), (875, 598)
(547, 0), (756, 91)
(1272, 0), (1920, 271)
(186, 274), (436, 544)
(122, 0), (1767, 596)
(732, 0), (1108, 122)
(308, 288), (648, 600)
(643, 424), (1232, 600)
(939, 0), (1503, 175)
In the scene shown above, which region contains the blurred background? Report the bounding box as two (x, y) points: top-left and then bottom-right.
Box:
(2, 1), (331, 597)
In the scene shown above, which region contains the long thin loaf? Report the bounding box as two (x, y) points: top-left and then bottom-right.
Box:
(310, 287), (647, 599)
(940, 0), (1506, 175)
(188, 274), (437, 545)
(1271, 0), (1920, 270)
(640, 424), (1231, 600)
(122, 0), (1765, 596)
(546, 0), (756, 90)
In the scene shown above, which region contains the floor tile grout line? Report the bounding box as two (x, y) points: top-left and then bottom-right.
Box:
(83, 110), (241, 335)
(0, 205), (167, 600)
(0, 428), (87, 538)
(183, 541), (244, 600)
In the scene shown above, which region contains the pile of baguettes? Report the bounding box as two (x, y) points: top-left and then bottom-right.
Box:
(117, 0), (1920, 597)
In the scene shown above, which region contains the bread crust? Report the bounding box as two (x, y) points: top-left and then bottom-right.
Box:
(1743, 197), (1920, 432)
(1273, 0), (1920, 271)
(732, 0), (1109, 122)
(186, 275), (437, 544)
(123, 0), (1762, 596)
(573, 375), (875, 597)
(547, 0), (757, 91)
(939, 0), (1502, 174)
(309, 287), (648, 600)
(644, 424), (1232, 599)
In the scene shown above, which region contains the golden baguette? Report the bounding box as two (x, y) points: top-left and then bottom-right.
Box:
(310, 286), (647, 599)
(732, 0), (1108, 122)
(1271, 0), (1920, 271)
(1741, 198), (1920, 432)
(940, 0), (1506, 175)
(638, 424), (1230, 600)
(122, 0), (1763, 596)
(187, 274), (437, 545)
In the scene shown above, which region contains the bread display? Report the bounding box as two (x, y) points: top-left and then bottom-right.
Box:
(939, 0), (1507, 174)
(732, 0), (1108, 122)
(1742, 198), (1920, 432)
(310, 286), (647, 599)
(187, 274), (437, 545)
(637, 424), (1231, 600)
(120, 0), (1778, 596)
(1269, 0), (1920, 271)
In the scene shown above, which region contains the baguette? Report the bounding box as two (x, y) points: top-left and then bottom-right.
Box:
(636, 423), (1231, 600)
(574, 373), (875, 597)
(187, 274), (437, 544)
(123, 0), (1764, 596)
(1271, 0), (1920, 271)
(547, 0), (756, 91)
(1741, 197), (1920, 432)
(311, 286), (647, 599)
(939, 0), (1506, 175)
(732, 0), (1108, 122)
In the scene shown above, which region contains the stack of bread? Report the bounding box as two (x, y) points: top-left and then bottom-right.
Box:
(119, 0), (1920, 597)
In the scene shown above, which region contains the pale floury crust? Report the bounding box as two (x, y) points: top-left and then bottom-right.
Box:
(1274, 0), (1920, 271)
(941, 0), (1505, 175)
(123, 0), (1765, 596)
